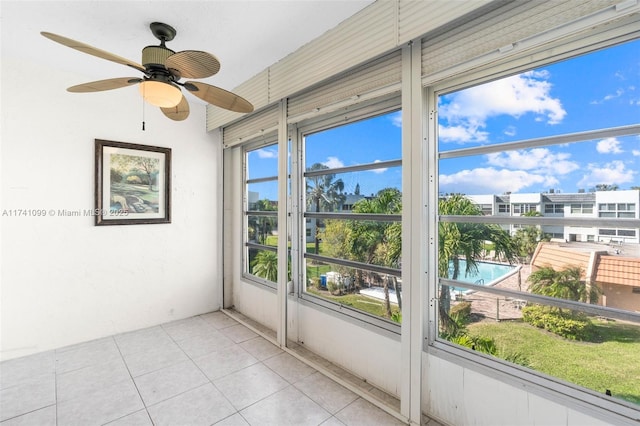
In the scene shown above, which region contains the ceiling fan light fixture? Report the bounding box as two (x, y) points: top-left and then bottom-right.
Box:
(139, 80), (182, 108)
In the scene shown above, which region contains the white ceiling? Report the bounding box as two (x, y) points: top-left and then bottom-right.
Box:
(1, 1), (374, 104)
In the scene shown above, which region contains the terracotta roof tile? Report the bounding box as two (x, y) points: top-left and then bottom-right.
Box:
(532, 243), (591, 276)
(532, 242), (640, 288)
(595, 256), (640, 287)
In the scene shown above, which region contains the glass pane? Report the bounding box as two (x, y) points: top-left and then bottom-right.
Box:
(438, 39), (640, 151)
(304, 111), (401, 169)
(247, 248), (278, 283)
(247, 182), (278, 209)
(247, 215), (278, 246)
(305, 258), (402, 323)
(247, 144), (278, 180)
(306, 217), (401, 268)
(305, 167), (402, 213)
(439, 286), (640, 407)
(439, 136), (639, 196)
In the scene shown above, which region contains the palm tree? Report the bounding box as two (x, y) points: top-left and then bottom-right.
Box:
(349, 188), (402, 318)
(306, 163), (346, 255)
(527, 266), (600, 305)
(251, 250), (278, 282)
(438, 194), (516, 332)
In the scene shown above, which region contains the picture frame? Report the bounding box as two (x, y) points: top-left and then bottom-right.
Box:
(95, 139), (171, 225)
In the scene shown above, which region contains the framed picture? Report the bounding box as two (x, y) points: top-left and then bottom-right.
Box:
(95, 139), (171, 225)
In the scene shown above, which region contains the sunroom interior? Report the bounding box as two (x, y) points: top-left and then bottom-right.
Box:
(2, 1), (640, 425)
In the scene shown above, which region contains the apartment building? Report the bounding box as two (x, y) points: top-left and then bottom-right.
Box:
(469, 189), (640, 244)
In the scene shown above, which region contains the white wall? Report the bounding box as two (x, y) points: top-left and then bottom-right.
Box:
(422, 353), (624, 426)
(0, 55), (222, 360)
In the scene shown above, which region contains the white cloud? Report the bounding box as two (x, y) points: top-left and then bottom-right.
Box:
(591, 88), (625, 104)
(577, 161), (636, 188)
(596, 137), (623, 154)
(503, 126), (517, 137)
(485, 148), (579, 175)
(323, 156), (344, 169)
(438, 124), (488, 143)
(439, 70), (566, 144)
(439, 167), (558, 195)
(390, 111), (402, 128)
(633, 149), (640, 156)
(256, 148), (277, 159)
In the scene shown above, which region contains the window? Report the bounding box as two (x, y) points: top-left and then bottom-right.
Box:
(435, 39), (640, 409)
(600, 203), (636, 218)
(244, 141), (279, 285)
(544, 203), (564, 214)
(571, 203), (594, 214)
(498, 204), (510, 213)
(599, 229), (636, 238)
(513, 204), (537, 215)
(301, 109), (402, 326)
(478, 204), (493, 215)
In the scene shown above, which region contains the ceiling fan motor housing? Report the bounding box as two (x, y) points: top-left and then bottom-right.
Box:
(142, 45), (175, 70)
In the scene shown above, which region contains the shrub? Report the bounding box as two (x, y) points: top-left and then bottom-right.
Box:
(309, 277), (320, 289)
(522, 305), (594, 340)
(450, 301), (472, 325)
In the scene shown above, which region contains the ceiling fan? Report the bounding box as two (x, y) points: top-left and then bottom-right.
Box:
(41, 22), (254, 121)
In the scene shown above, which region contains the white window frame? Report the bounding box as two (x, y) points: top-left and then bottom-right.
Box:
(291, 95), (403, 335)
(426, 36), (640, 421)
(242, 135), (280, 289)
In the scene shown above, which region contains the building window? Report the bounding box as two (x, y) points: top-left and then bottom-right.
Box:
(435, 38), (640, 409)
(544, 203), (564, 214)
(599, 203), (636, 218)
(301, 109), (402, 326)
(571, 203), (594, 214)
(244, 141), (279, 285)
(513, 204), (537, 215)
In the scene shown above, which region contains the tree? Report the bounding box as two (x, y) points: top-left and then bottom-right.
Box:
(527, 266), (600, 304)
(590, 183), (619, 192)
(251, 250), (278, 282)
(438, 194), (516, 332)
(306, 163), (346, 255)
(111, 154), (159, 191)
(349, 188), (402, 318)
(318, 187), (403, 319)
(512, 210), (548, 263)
(253, 199), (276, 245)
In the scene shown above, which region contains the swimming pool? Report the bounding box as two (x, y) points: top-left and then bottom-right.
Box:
(447, 259), (518, 293)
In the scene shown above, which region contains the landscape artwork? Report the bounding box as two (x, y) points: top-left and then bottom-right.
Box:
(95, 139), (171, 225)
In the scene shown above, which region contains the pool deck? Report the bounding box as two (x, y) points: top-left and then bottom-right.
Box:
(453, 264), (532, 321)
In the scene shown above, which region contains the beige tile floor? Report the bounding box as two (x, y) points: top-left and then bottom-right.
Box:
(0, 311), (440, 426)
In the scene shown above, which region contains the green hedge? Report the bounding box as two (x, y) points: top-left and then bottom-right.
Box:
(522, 305), (594, 340)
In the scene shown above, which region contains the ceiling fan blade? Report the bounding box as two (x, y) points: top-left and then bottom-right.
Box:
(165, 50), (220, 79)
(161, 95), (190, 121)
(41, 32), (146, 73)
(185, 81), (253, 113)
(67, 78), (142, 93)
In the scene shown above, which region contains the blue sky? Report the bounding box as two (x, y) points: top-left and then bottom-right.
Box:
(438, 38), (640, 195)
(249, 38), (639, 201)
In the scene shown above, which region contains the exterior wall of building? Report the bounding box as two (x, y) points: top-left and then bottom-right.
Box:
(601, 283), (640, 312)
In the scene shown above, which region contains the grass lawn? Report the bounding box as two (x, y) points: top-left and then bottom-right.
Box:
(306, 287), (399, 318)
(467, 319), (640, 405)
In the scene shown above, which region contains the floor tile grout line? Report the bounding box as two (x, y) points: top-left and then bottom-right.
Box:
(220, 308), (411, 425)
(162, 316), (315, 422)
(111, 333), (154, 425)
(0, 404), (57, 424)
(157, 317), (249, 420)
